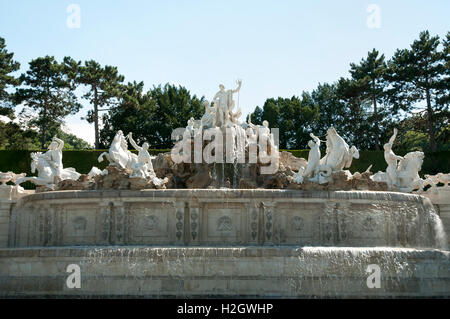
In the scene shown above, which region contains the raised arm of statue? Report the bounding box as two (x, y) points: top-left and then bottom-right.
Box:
(247, 117), (257, 131)
(388, 128), (398, 146)
(53, 136), (64, 151)
(232, 79), (242, 93)
(127, 133), (141, 152)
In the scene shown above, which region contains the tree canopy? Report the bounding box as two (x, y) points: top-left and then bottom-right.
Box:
(0, 37), (21, 116)
(14, 56), (82, 148)
(0, 30), (448, 152)
(100, 83), (204, 149)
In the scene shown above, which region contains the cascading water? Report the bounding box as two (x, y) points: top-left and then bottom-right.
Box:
(421, 197), (447, 249)
(2, 186), (449, 298)
(206, 125), (248, 189)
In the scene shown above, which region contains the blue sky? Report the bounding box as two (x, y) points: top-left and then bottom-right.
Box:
(1, 0), (449, 145)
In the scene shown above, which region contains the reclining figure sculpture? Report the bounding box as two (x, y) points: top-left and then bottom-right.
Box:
(15, 136), (80, 187)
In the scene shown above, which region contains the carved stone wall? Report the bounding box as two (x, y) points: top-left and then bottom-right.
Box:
(0, 202), (12, 248)
(7, 189), (446, 248)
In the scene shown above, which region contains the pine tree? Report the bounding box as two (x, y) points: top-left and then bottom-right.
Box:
(248, 106), (263, 125)
(348, 49), (387, 150)
(15, 56), (81, 148)
(100, 81), (156, 147)
(385, 31), (446, 151)
(149, 84), (204, 148)
(101, 83), (204, 149)
(307, 83), (345, 137)
(0, 37), (21, 115)
(78, 60), (124, 149)
(336, 77), (374, 149)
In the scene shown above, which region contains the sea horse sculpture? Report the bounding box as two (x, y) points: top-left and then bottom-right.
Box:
(372, 130), (426, 192)
(98, 130), (139, 170)
(15, 137), (80, 187)
(293, 127), (359, 184)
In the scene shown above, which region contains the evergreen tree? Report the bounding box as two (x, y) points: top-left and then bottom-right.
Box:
(385, 31), (446, 151)
(100, 81), (156, 148)
(336, 77), (374, 149)
(249, 96), (319, 149)
(0, 121), (39, 150)
(306, 83), (345, 137)
(78, 60), (124, 149)
(15, 56), (81, 148)
(148, 84), (204, 148)
(348, 49), (388, 150)
(0, 37), (21, 115)
(247, 106), (263, 125)
(101, 83), (204, 149)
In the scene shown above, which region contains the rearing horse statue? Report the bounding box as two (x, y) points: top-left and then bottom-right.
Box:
(98, 130), (139, 170)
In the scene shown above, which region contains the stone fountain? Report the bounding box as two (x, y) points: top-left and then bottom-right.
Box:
(0, 81), (449, 298)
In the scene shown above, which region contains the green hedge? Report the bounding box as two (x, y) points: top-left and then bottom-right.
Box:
(283, 150), (449, 175)
(0, 149), (448, 188)
(0, 149), (171, 189)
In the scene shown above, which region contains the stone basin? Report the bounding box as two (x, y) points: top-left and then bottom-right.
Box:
(1, 189), (448, 298)
(8, 189), (447, 249)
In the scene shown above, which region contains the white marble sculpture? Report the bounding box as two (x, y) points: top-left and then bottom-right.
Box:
(0, 171), (13, 186)
(200, 100), (216, 129)
(0, 171), (27, 200)
(245, 127), (257, 143)
(425, 173), (450, 189)
(371, 129), (428, 192)
(98, 131), (166, 188)
(292, 127), (359, 185)
(126, 132), (156, 179)
(16, 137), (80, 187)
(98, 130), (139, 169)
(88, 166), (108, 179)
(213, 80), (242, 127)
(247, 118), (278, 153)
(9, 172), (26, 184)
(247, 119), (270, 141)
(372, 144), (426, 193)
(320, 126), (359, 172)
(174, 81), (248, 164)
(229, 107), (243, 126)
(186, 117), (196, 136)
(396, 152), (426, 192)
(292, 133), (321, 184)
(382, 128), (404, 189)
